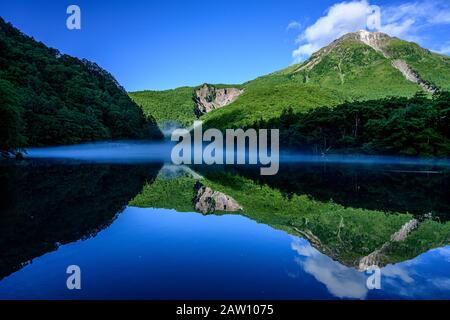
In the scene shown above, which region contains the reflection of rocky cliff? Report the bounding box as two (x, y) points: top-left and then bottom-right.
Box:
(193, 181), (242, 214)
(0, 161), (162, 280)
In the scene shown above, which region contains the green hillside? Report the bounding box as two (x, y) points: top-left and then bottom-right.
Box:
(286, 39), (421, 98)
(0, 17), (162, 155)
(203, 34), (450, 129)
(385, 39), (450, 90)
(201, 79), (344, 129)
(129, 87), (197, 127)
(130, 31), (450, 132)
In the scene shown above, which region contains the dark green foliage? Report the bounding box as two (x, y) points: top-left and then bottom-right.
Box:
(0, 17), (162, 153)
(252, 92), (450, 157)
(129, 87), (198, 127)
(0, 79), (26, 155)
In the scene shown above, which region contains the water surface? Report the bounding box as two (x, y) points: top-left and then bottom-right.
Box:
(0, 142), (449, 300)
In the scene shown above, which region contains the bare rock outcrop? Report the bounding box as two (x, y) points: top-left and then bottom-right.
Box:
(358, 219), (419, 270)
(354, 30), (391, 57)
(391, 59), (438, 93)
(390, 218), (419, 242)
(193, 182), (243, 214)
(358, 248), (386, 271)
(194, 84), (243, 116)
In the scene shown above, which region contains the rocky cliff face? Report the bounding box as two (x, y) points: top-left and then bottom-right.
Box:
(351, 30), (391, 57)
(194, 84), (243, 116)
(391, 59), (438, 93)
(193, 182), (243, 214)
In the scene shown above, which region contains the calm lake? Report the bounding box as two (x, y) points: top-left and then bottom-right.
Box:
(0, 142), (449, 300)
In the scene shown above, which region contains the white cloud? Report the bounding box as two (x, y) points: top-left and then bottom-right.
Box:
(291, 239), (450, 299)
(287, 21), (302, 31)
(382, 264), (414, 284)
(436, 246), (450, 261)
(437, 43), (450, 55)
(431, 11), (450, 24)
(292, 0), (372, 61)
(431, 278), (450, 290)
(291, 239), (369, 299)
(292, 0), (450, 62)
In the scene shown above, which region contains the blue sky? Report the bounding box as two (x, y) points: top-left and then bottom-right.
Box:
(1, 0), (449, 91)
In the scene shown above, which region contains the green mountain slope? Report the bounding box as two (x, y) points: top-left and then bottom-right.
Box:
(131, 31), (450, 131)
(0, 17), (162, 154)
(203, 31), (450, 129)
(129, 83), (245, 129)
(129, 87), (197, 128)
(284, 39), (420, 98)
(201, 80), (343, 129)
(385, 38), (450, 90)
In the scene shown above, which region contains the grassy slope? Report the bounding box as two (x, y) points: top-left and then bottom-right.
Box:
(202, 80), (343, 129)
(384, 220), (450, 265)
(129, 38), (450, 132)
(292, 40), (421, 99)
(129, 87), (197, 127)
(386, 39), (450, 90)
(202, 40), (423, 129)
(129, 83), (246, 128)
(129, 175), (195, 212)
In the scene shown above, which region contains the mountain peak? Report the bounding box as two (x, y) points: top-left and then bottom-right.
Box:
(337, 30), (393, 56)
(294, 30), (396, 73)
(354, 29), (390, 38)
(339, 29), (391, 39)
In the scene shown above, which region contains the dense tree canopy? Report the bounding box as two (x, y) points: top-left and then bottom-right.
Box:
(251, 92), (450, 157)
(0, 79), (26, 154)
(0, 17), (162, 154)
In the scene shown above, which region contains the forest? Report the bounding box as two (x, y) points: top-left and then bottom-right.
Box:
(0, 17), (162, 156)
(250, 92), (450, 157)
(2, 14), (450, 159)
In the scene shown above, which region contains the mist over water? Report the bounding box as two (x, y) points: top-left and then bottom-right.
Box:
(24, 141), (174, 163)
(159, 121), (185, 138)
(24, 141), (450, 168)
(280, 153), (450, 167)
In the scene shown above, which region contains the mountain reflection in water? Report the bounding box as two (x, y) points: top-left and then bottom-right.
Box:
(0, 142), (449, 299)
